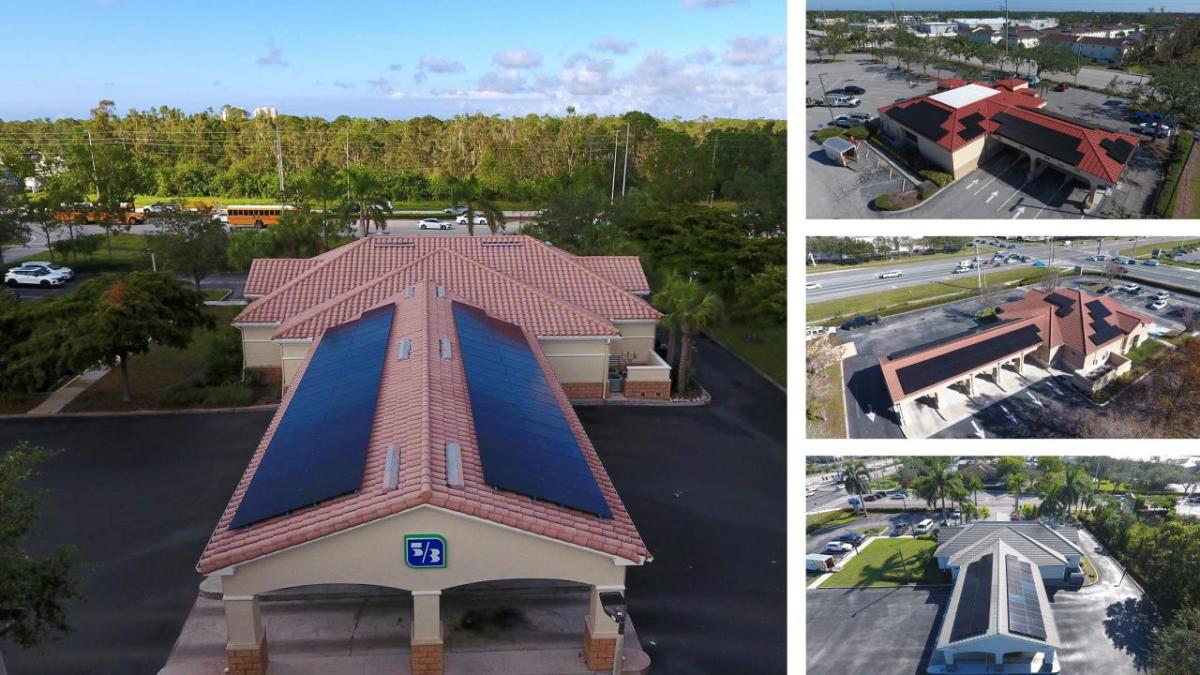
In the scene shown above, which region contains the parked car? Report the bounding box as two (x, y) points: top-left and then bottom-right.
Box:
(805, 325), (836, 341)
(141, 202), (182, 217)
(5, 266), (67, 287)
(873, 491), (887, 499)
(847, 112), (874, 123)
(1027, 74), (1041, 86)
(952, 267), (970, 274)
(840, 315), (881, 331)
(1150, 299), (1168, 311)
(1188, 495), (1200, 504)
(1154, 290), (1170, 300)
(20, 261), (74, 280)
(842, 85), (866, 95)
(806, 282), (822, 290)
(418, 218), (452, 230)
(893, 522), (910, 535)
(1032, 260), (1047, 267)
(830, 115), (856, 128)
(824, 541), (854, 554)
(1136, 122), (1171, 138)
(835, 531), (866, 545)
(862, 494), (878, 502)
(878, 270), (902, 279)
(825, 94), (862, 108)
(913, 519), (937, 534)
(825, 88), (847, 96)
(1133, 111), (1165, 125)
(1100, 286), (1116, 295)
(1055, 82), (1070, 92)
(456, 214), (488, 225)
(889, 491), (909, 499)
(442, 205), (469, 215)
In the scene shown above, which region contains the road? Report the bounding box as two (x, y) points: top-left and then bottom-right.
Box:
(939, 55), (1151, 93)
(805, 236), (1192, 303)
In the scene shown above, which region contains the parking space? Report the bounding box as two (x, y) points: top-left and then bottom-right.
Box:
(806, 54), (939, 219)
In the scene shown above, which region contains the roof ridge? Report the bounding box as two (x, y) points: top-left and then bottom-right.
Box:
(1004, 524), (1069, 563)
(418, 283), (434, 502)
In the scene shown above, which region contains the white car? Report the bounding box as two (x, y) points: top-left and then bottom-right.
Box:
(952, 267), (970, 274)
(824, 541), (854, 554)
(442, 205), (468, 215)
(878, 270), (903, 279)
(456, 214), (488, 225)
(806, 282), (822, 290)
(1154, 290), (1170, 300)
(1150, 299), (1168, 310)
(1144, 259), (1159, 266)
(5, 266), (67, 287)
(1137, 122), (1171, 137)
(20, 261), (74, 280)
(418, 218), (452, 230)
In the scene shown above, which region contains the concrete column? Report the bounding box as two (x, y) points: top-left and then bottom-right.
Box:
(1017, 353), (1025, 374)
(965, 376), (975, 396)
(224, 596), (268, 675)
(583, 586), (621, 671)
(411, 591), (444, 675)
(894, 403), (905, 425)
(993, 364), (1001, 381)
(1085, 185), (1100, 209)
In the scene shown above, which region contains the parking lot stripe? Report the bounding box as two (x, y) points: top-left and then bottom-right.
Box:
(973, 156), (1023, 196)
(998, 176), (1033, 211)
(1033, 177), (1074, 220)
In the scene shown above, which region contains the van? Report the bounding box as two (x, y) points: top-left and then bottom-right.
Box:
(913, 518), (936, 535)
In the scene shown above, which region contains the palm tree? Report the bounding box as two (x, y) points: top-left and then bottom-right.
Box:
(446, 174), (506, 236)
(660, 280), (722, 394)
(1062, 466), (1090, 514)
(913, 458), (959, 523)
(346, 167), (388, 238)
(1039, 480), (1066, 520)
(842, 460), (873, 515)
(652, 273), (688, 370)
(1008, 472), (1030, 512)
(965, 474), (984, 506)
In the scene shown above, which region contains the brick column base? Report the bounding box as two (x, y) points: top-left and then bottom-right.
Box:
(562, 382), (606, 399)
(411, 643), (444, 675)
(625, 380), (670, 399)
(226, 632), (268, 675)
(583, 621), (617, 671)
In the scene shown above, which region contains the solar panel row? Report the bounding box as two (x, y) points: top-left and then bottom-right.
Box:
(452, 302), (613, 519)
(950, 553), (994, 642)
(895, 325), (1043, 396)
(992, 112), (1085, 167)
(230, 305), (395, 529)
(889, 101), (951, 142)
(1005, 555), (1048, 640)
(1100, 137), (1134, 164)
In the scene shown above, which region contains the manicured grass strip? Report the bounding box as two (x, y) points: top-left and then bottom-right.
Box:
(202, 288), (232, 301)
(1118, 238), (1200, 259)
(129, 195), (542, 211)
(707, 320), (785, 386)
(11, 232), (153, 274)
(806, 509), (861, 534)
(806, 246), (996, 273)
(1153, 132), (1194, 218)
(806, 266), (1054, 324)
(821, 538), (942, 588)
(1124, 338), (1167, 365)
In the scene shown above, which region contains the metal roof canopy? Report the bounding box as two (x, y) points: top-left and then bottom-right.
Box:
(822, 137), (856, 154)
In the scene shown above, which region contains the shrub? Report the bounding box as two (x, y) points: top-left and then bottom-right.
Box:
(920, 169), (953, 188)
(874, 193), (901, 211)
(846, 125), (870, 138)
(1154, 132), (1194, 218)
(919, 180), (941, 199)
(201, 383), (256, 407)
(160, 383), (205, 408)
(813, 127), (845, 142)
(205, 325), (244, 385)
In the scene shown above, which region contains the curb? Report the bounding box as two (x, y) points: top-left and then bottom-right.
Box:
(0, 403), (279, 420)
(703, 332), (786, 394)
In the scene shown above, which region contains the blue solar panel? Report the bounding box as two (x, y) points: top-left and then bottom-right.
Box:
(1005, 555), (1048, 640)
(950, 553), (993, 642)
(229, 306), (395, 529)
(452, 302), (612, 518)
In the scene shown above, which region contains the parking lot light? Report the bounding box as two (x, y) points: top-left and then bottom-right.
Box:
(817, 73), (835, 123)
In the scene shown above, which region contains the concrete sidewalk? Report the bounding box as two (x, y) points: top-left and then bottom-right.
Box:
(161, 582), (650, 675)
(27, 367), (109, 415)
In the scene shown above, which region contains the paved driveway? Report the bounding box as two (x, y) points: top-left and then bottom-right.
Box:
(0, 411), (275, 674)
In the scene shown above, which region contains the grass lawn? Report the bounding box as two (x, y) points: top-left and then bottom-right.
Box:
(1118, 238), (1200, 259)
(0, 393), (49, 415)
(806, 357), (846, 439)
(706, 320), (785, 386)
(1125, 338), (1167, 365)
(806, 246), (997, 274)
(806, 266), (1054, 324)
(202, 288), (232, 301)
(821, 538), (943, 588)
(11, 232), (153, 274)
(64, 305), (274, 412)
(806, 509), (861, 534)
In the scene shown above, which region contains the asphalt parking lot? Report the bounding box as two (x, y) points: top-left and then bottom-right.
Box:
(0, 335), (785, 674)
(837, 277), (1195, 439)
(806, 527), (1158, 675)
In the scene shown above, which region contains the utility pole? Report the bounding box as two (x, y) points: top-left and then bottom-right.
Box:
(345, 127), (351, 202)
(975, 241), (984, 304)
(620, 121), (630, 197)
(1004, 0), (1010, 58)
(610, 130), (619, 202)
(273, 119), (285, 198)
(817, 73), (835, 124)
(708, 136), (719, 206)
(86, 130), (99, 201)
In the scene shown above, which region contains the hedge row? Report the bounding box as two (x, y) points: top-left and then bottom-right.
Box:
(1153, 132), (1194, 218)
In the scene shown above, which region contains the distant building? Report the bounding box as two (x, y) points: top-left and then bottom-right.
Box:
(221, 105), (248, 121)
(917, 21), (959, 38)
(1073, 36), (1135, 65)
(1006, 28), (1045, 49)
(847, 20), (897, 33)
(813, 17), (845, 25)
(1021, 17), (1060, 30)
(968, 26), (1003, 45)
(252, 106), (278, 119)
(954, 16), (1008, 31)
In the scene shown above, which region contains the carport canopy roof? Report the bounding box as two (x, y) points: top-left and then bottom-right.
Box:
(822, 137), (856, 154)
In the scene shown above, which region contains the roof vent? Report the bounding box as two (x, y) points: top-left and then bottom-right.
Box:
(481, 241), (524, 248)
(445, 443), (464, 488)
(383, 444), (400, 491)
(440, 338), (452, 359)
(405, 286), (415, 298)
(375, 241), (417, 248)
(436, 286), (446, 298)
(398, 337), (411, 360)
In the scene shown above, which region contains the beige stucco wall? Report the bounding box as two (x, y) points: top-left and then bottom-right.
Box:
(950, 136), (988, 178)
(218, 504), (629, 597)
(611, 321), (657, 365)
(537, 338), (610, 385)
(239, 325), (281, 369)
(279, 340), (313, 388)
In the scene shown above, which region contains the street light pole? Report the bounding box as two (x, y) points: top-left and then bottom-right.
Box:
(817, 73), (835, 123)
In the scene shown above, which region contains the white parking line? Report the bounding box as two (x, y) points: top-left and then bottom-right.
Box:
(973, 156), (1023, 196)
(997, 177), (1033, 211)
(1033, 177), (1074, 220)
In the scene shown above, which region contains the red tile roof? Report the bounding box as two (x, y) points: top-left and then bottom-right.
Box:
(234, 236), (660, 327)
(573, 256), (652, 294)
(244, 258), (318, 297)
(880, 83), (1142, 183)
(199, 284), (650, 574)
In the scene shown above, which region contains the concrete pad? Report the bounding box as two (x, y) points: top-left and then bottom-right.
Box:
(901, 361), (1055, 439)
(28, 367), (109, 415)
(161, 583), (650, 675)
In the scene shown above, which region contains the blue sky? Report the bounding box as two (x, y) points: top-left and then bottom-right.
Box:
(813, 0), (1200, 12)
(1, 0), (786, 121)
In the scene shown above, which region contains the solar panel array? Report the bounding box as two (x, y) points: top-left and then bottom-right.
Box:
(1005, 554), (1048, 640)
(992, 112), (1085, 167)
(1085, 299), (1124, 345)
(958, 112), (987, 143)
(895, 325), (1043, 397)
(452, 302), (613, 518)
(889, 101), (951, 142)
(1046, 292), (1076, 318)
(1100, 137), (1134, 164)
(230, 305), (395, 529)
(950, 553), (994, 642)
(888, 323), (1013, 360)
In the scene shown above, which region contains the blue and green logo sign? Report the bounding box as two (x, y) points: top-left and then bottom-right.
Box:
(405, 534), (447, 568)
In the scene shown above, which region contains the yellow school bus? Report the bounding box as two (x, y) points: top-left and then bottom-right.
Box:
(225, 204), (295, 228)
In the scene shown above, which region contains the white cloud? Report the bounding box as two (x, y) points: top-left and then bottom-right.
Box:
(493, 48), (544, 69)
(723, 35), (784, 66)
(256, 40), (288, 67)
(685, 48), (715, 64)
(684, 0), (746, 8)
(559, 56), (616, 96)
(591, 35), (636, 54)
(414, 55), (466, 83)
(477, 69), (530, 94)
